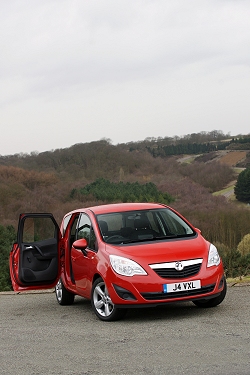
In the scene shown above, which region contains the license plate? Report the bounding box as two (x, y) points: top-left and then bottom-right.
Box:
(163, 280), (201, 293)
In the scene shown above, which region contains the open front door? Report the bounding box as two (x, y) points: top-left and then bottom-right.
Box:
(10, 213), (61, 292)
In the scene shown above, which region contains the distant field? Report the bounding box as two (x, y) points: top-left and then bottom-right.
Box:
(178, 150), (247, 167)
(219, 151), (247, 166)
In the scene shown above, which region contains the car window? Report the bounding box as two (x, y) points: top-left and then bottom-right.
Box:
(76, 213), (96, 250)
(157, 209), (194, 235)
(22, 217), (56, 243)
(66, 214), (80, 248)
(62, 214), (72, 236)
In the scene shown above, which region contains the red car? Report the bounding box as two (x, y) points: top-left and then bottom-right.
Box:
(9, 203), (226, 321)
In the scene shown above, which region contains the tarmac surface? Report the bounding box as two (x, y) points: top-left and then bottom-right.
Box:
(0, 285), (249, 375)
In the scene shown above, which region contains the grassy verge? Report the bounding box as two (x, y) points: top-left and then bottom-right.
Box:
(227, 275), (250, 285)
(213, 185), (235, 197)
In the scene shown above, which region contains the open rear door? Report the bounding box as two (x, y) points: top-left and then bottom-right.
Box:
(10, 213), (61, 292)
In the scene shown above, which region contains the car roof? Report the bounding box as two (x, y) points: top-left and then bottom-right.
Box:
(68, 202), (166, 216)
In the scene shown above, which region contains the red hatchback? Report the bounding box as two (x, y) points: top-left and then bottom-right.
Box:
(10, 203), (226, 321)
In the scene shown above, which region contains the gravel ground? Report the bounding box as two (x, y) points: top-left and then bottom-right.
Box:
(0, 285), (249, 375)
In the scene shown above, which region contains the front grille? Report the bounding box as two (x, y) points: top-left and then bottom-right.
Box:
(141, 284), (215, 301)
(153, 263), (201, 279)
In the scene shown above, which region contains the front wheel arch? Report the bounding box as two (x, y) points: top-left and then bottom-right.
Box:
(91, 277), (127, 321)
(193, 277), (227, 308)
(55, 278), (75, 305)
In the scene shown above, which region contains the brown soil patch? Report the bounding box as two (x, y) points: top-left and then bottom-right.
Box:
(219, 151), (247, 166)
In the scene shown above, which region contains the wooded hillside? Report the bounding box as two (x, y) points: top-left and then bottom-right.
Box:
(1, 131), (250, 290)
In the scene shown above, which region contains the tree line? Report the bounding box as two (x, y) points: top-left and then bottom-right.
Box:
(146, 142), (229, 158)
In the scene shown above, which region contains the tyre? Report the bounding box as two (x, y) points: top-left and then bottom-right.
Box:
(193, 277), (227, 308)
(91, 278), (127, 321)
(55, 278), (75, 305)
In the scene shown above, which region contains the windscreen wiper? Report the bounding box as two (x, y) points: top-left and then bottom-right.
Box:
(154, 234), (178, 239)
(121, 234), (178, 244)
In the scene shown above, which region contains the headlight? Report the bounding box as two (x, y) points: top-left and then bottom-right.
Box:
(207, 244), (220, 267)
(110, 255), (147, 277)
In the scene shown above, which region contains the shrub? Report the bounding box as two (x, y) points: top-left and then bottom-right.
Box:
(214, 241), (250, 278)
(234, 168), (250, 202)
(70, 178), (174, 205)
(237, 234), (250, 256)
(0, 225), (16, 291)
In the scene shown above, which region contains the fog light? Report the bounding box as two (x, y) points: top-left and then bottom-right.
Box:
(113, 284), (137, 301)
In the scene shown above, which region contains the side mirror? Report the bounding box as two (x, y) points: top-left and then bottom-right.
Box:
(195, 228), (201, 234)
(73, 238), (88, 250)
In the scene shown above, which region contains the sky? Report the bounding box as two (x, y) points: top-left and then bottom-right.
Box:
(0, 0), (250, 156)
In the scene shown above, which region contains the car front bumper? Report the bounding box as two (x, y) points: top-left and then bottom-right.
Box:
(106, 263), (225, 307)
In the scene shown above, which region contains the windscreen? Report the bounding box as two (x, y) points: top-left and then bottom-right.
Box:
(97, 208), (196, 244)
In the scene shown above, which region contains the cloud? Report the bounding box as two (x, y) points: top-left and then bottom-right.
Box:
(0, 0), (250, 154)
